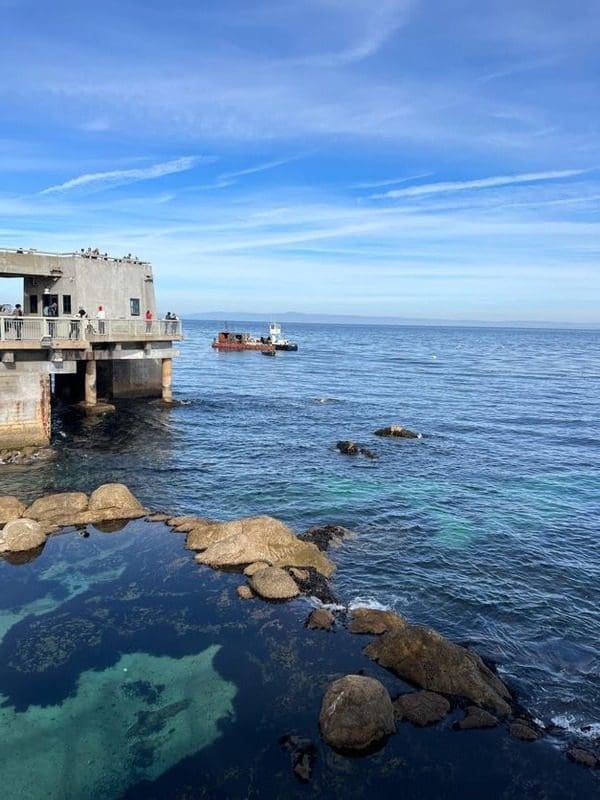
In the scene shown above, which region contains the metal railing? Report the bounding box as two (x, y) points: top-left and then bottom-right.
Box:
(0, 316), (182, 343)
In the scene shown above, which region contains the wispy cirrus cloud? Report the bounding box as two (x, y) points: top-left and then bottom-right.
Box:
(371, 169), (590, 200)
(40, 156), (209, 195)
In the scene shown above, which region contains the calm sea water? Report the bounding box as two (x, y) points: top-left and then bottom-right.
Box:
(2, 321), (599, 741)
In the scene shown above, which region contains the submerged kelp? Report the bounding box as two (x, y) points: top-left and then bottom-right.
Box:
(0, 648), (236, 800)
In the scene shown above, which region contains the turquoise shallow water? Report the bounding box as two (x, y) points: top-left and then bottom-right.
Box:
(2, 321), (599, 741)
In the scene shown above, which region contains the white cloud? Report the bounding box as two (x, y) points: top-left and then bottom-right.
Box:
(371, 169), (589, 200)
(40, 156), (208, 195)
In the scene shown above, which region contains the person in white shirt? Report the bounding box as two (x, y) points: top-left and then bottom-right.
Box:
(96, 305), (106, 334)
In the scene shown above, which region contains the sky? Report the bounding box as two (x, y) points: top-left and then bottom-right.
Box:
(0, 0), (599, 322)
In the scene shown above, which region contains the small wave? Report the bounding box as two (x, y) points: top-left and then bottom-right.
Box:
(348, 596), (392, 611)
(315, 397), (340, 404)
(550, 714), (600, 739)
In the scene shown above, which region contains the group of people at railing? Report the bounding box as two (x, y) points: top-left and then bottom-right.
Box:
(79, 248), (144, 264)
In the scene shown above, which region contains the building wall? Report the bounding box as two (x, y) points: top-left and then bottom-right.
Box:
(0, 372), (50, 448)
(111, 359), (162, 398)
(22, 256), (156, 319)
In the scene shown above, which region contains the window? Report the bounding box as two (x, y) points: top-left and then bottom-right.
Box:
(62, 295), (72, 315)
(130, 298), (140, 316)
(29, 295), (38, 314)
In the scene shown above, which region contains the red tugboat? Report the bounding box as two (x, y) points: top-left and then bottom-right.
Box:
(211, 330), (275, 353)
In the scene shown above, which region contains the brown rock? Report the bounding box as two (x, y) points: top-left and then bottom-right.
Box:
(394, 691), (450, 726)
(509, 721), (540, 741)
(88, 484), (144, 515)
(236, 585), (254, 600)
(0, 518), (47, 553)
(374, 425), (419, 439)
(456, 706), (498, 730)
(0, 496), (26, 525)
(364, 625), (512, 716)
(307, 608), (335, 630)
(319, 675), (395, 752)
(186, 521), (227, 551)
(350, 607), (407, 635)
(243, 561), (271, 576)
(173, 517), (212, 533)
(26, 492), (89, 524)
(289, 567), (309, 580)
(249, 566), (300, 600)
(567, 747), (598, 768)
(167, 515), (199, 528)
(195, 516), (335, 577)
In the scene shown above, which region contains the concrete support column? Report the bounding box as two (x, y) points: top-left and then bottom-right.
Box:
(85, 359), (97, 406)
(161, 358), (173, 403)
(0, 372), (50, 449)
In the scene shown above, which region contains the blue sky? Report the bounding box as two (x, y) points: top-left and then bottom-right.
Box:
(0, 0), (599, 321)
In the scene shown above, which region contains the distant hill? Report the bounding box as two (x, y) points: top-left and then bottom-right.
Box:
(183, 311), (599, 330)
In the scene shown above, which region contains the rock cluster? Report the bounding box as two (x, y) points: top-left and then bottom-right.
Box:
(364, 623), (512, 716)
(189, 515), (335, 578)
(0, 484), (146, 555)
(299, 524), (353, 551)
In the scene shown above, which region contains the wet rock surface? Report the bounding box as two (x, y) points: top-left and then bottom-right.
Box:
(299, 524), (353, 551)
(349, 607), (407, 635)
(455, 706), (498, 730)
(0, 518), (46, 553)
(393, 691), (450, 726)
(566, 747), (598, 768)
(320, 675), (395, 752)
(364, 624), (512, 716)
(307, 609), (335, 631)
(279, 734), (317, 783)
(249, 567), (300, 600)
(374, 425), (420, 439)
(336, 441), (378, 459)
(289, 566), (338, 604)
(509, 720), (541, 742)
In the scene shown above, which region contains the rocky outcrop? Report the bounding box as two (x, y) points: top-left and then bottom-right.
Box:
(26, 492), (89, 525)
(0, 518), (46, 553)
(194, 515), (335, 578)
(307, 609), (335, 631)
(364, 624), (512, 716)
(567, 747), (598, 769)
(374, 425), (419, 439)
(336, 441), (378, 459)
(185, 521), (229, 551)
(287, 566), (338, 604)
(299, 524), (353, 551)
(23, 484), (144, 528)
(248, 566), (300, 600)
(319, 675), (395, 752)
(455, 706), (498, 730)
(393, 691), (450, 726)
(509, 720), (540, 741)
(0, 496), (26, 525)
(85, 484), (145, 521)
(236, 585), (254, 600)
(349, 607), (407, 635)
(337, 440), (360, 455)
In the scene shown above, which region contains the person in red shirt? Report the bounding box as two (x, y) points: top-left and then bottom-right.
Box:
(145, 309), (153, 333)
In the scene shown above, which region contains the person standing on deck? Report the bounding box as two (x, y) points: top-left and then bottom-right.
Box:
(145, 309), (153, 334)
(96, 305), (106, 334)
(11, 303), (23, 340)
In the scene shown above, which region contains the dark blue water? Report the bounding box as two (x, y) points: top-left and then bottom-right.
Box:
(3, 321), (599, 742)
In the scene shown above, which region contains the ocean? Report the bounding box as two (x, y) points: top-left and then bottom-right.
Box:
(1, 320), (599, 797)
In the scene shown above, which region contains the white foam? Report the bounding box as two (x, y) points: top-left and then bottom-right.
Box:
(550, 714), (600, 739)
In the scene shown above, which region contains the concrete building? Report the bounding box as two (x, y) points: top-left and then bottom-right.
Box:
(0, 248), (182, 450)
